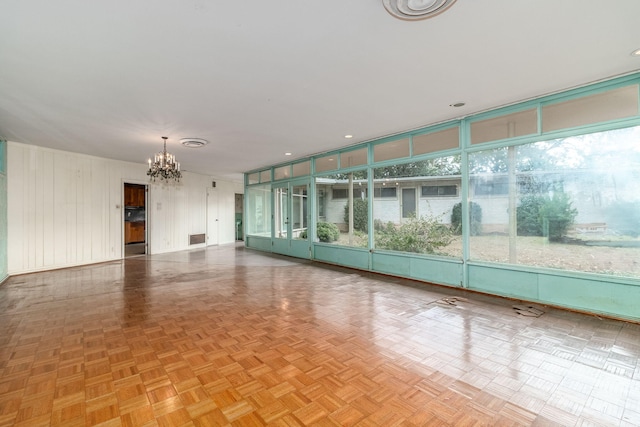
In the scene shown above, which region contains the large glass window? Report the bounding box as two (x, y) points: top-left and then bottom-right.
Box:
(468, 126), (640, 278)
(372, 157), (462, 257)
(246, 185), (272, 237)
(315, 170), (368, 247)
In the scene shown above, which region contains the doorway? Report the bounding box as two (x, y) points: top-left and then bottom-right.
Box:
(235, 193), (244, 241)
(124, 183), (147, 256)
(402, 187), (416, 219)
(272, 179), (310, 258)
(207, 187), (219, 246)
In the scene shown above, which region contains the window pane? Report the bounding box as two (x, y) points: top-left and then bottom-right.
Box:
(373, 138), (410, 162)
(315, 170), (368, 248)
(421, 185), (457, 197)
(246, 184), (272, 236)
(413, 127), (459, 155)
(315, 154), (338, 173)
(542, 85), (639, 132)
(274, 165), (290, 180)
(291, 184), (308, 239)
(260, 170), (271, 183)
(292, 161), (310, 177)
(374, 187), (397, 198)
(469, 126), (640, 278)
(471, 109), (538, 144)
(340, 147), (367, 168)
(372, 157), (461, 257)
(247, 172), (259, 185)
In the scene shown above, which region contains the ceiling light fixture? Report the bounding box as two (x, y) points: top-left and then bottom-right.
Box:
(632, 48), (640, 56)
(345, 135), (353, 139)
(285, 152), (292, 156)
(180, 138), (208, 148)
(450, 102), (465, 107)
(383, 0), (457, 21)
(147, 136), (181, 182)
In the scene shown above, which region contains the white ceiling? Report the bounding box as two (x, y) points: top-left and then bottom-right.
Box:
(1, 1), (639, 182)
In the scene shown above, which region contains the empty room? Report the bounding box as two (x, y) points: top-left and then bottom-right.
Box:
(1, 1), (640, 425)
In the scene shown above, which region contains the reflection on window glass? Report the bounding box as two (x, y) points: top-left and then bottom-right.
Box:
(260, 170), (271, 183)
(470, 109), (537, 145)
(542, 85), (639, 133)
(315, 155), (338, 173)
(469, 126), (640, 278)
(340, 148), (367, 168)
(413, 127), (459, 155)
(315, 170), (368, 248)
(373, 138), (410, 162)
(372, 157), (462, 257)
(274, 165), (290, 180)
(292, 161), (310, 177)
(246, 184), (272, 236)
(247, 172), (259, 185)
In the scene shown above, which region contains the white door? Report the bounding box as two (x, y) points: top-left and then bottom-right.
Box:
(207, 188), (219, 246)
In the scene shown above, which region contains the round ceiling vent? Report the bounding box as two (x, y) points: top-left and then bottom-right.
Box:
(180, 138), (208, 148)
(382, 0), (457, 21)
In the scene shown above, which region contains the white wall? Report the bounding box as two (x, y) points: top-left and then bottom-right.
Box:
(7, 141), (243, 274)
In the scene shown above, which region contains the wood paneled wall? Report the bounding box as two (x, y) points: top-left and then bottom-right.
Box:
(7, 142), (243, 274)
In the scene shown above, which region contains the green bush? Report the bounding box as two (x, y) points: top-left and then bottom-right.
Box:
(517, 191), (578, 241)
(344, 198), (368, 233)
(315, 222), (340, 243)
(375, 214), (453, 254)
(451, 202), (483, 235)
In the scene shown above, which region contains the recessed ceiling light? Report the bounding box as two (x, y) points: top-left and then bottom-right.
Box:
(180, 138), (208, 148)
(345, 135), (353, 139)
(449, 102), (465, 108)
(285, 152), (292, 156)
(632, 48), (640, 56)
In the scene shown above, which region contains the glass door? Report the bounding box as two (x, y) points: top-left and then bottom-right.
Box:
(272, 179), (311, 258)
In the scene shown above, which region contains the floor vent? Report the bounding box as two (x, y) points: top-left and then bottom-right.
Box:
(436, 296), (467, 306)
(513, 304), (545, 317)
(189, 234), (206, 245)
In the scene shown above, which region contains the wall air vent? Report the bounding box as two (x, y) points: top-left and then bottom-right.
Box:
(189, 234), (206, 245)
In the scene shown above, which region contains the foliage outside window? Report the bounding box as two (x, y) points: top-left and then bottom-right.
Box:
(246, 185), (272, 236)
(314, 170), (368, 247)
(372, 157), (462, 257)
(468, 126), (640, 278)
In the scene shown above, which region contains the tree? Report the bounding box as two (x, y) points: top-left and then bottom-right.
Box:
(344, 198), (368, 233)
(516, 189), (578, 241)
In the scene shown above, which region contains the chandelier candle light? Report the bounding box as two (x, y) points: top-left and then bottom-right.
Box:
(147, 136), (182, 182)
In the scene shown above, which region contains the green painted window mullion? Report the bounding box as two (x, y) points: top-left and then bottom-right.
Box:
(460, 122), (470, 289)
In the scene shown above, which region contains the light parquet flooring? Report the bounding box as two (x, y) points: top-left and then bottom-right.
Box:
(1, 245), (639, 426)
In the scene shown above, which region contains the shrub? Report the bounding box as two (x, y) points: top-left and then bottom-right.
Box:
(517, 191), (578, 241)
(344, 198), (368, 233)
(375, 214), (453, 254)
(451, 202), (483, 235)
(315, 222), (340, 243)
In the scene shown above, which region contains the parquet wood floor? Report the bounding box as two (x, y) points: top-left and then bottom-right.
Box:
(1, 244), (639, 426)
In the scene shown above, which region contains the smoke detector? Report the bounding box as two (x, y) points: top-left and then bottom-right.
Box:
(180, 138), (208, 148)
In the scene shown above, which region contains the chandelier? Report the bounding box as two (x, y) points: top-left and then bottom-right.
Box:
(147, 136), (182, 182)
